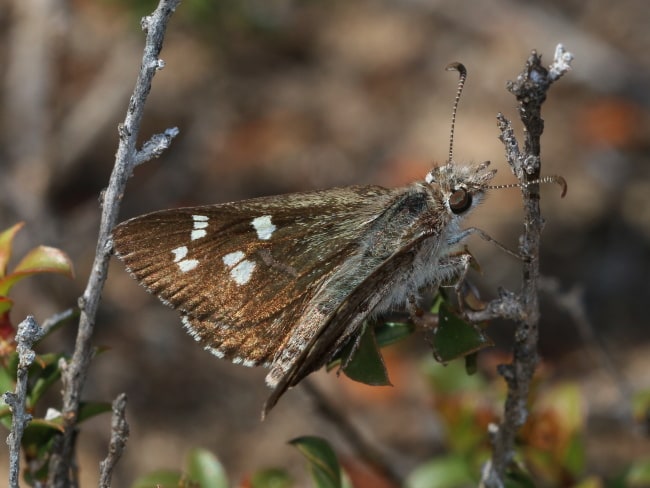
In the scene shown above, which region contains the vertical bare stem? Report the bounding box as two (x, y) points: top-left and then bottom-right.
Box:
(4, 317), (44, 488)
(483, 45), (573, 487)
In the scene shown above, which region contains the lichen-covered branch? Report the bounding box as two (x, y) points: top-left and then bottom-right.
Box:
(4, 316), (44, 488)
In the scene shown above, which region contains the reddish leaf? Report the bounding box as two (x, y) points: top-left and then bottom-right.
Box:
(0, 304), (16, 342)
(0, 222), (24, 278)
(0, 297), (13, 315)
(0, 246), (74, 296)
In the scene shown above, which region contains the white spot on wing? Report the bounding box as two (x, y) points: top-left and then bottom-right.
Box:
(173, 246), (199, 272)
(230, 259), (255, 285)
(178, 259), (199, 272)
(222, 251), (245, 267)
(189, 216), (209, 240)
(191, 229), (207, 240)
(222, 250), (255, 285)
(171, 246), (188, 262)
(252, 215), (276, 240)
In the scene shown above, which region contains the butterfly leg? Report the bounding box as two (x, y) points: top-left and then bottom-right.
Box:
(407, 248), (475, 331)
(444, 251), (492, 318)
(456, 227), (521, 260)
(407, 295), (438, 331)
(450, 252), (473, 315)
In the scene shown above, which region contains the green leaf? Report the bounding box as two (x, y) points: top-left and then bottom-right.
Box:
(430, 303), (493, 363)
(21, 418), (65, 460)
(185, 447), (228, 488)
(4, 351), (19, 382)
(251, 468), (293, 488)
(0, 245), (74, 296)
(0, 222), (24, 279)
(328, 320), (413, 379)
(503, 467), (537, 488)
(406, 455), (475, 488)
(78, 401), (112, 423)
(632, 388), (650, 423)
(429, 292), (446, 314)
(625, 459), (650, 487)
(569, 476), (603, 488)
(542, 383), (584, 433)
(14, 245), (74, 276)
(290, 436), (341, 488)
(131, 470), (183, 488)
(464, 353), (478, 375)
(562, 433), (585, 478)
(341, 322), (391, 386)
(422, 358), (486, 394)
(374, 321), (415, 348)
(27, 353), (66, 407)
(0, 407), (13, 428)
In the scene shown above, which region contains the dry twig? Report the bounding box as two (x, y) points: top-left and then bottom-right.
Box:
(98, 394), (130, 488)
(481, 44), (573, 487)
(46, 1), (180, 486)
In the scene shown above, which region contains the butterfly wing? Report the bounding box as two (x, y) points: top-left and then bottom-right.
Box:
(112, 185), (398, 368)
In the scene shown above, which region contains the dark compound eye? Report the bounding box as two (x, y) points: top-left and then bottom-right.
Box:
(449, 188), (472, 214)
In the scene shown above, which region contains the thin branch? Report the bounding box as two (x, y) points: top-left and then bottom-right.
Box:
(40, 307), (78, 337)
(481, 44), (573, 488)
(4, 316), (45, 488)
(134, 127), (180, 166)
(539, 278), (634, 422)
(464, 288), (523, 324)
(301, 380), (404, 486)
(98, 394), (129, 488)
(47, 1), (181, 486)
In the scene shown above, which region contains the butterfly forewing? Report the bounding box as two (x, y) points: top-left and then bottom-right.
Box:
(113, 186), (397, 366)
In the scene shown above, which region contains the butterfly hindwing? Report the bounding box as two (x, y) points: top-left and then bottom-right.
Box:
(264, 225), (436, 412)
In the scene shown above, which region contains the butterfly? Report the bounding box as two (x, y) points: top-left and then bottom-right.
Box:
(111, 63), (565, 415)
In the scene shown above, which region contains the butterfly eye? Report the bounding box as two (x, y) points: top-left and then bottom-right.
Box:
(449, 188), (472, 214)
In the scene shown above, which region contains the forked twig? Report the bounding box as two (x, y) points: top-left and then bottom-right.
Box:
(47, 1), (180, 485)
(481, 44), (573, 487)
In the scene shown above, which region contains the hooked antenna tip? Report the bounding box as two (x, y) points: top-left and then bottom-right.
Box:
(554, 175), (568, 198)
(446, 62), (467, 77)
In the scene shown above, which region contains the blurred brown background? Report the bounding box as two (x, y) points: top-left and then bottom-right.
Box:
(1, 0), (648, 485)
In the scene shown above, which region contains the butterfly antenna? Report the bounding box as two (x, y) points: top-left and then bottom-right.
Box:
(445, 62), (467, 163)
(488, 175), (568, 197)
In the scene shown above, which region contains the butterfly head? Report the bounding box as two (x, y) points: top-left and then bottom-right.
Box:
(425, 160), (496, 216)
